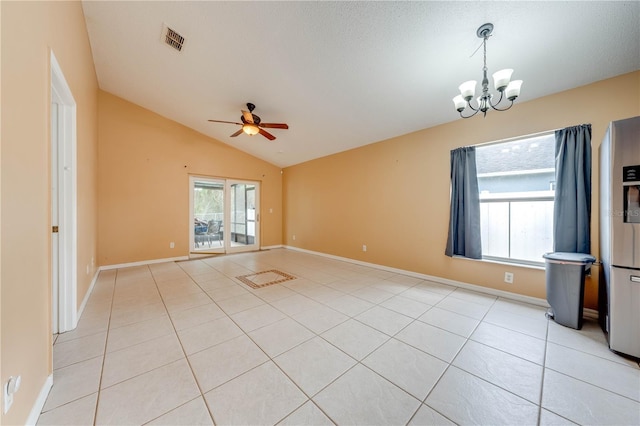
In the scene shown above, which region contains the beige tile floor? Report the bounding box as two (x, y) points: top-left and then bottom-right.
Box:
(39, 249), (640, 425)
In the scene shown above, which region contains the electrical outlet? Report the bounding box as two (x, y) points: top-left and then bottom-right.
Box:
(3, 376), (21, 414)
(292, 235), (296, 241)
(362, 244), (367, 252)
(169, 242), (175, 249)
(504, 272), (514, 284)
(3, 382), (12, 414)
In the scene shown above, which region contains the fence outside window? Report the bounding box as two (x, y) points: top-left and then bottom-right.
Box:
(476, 133), (556, 265)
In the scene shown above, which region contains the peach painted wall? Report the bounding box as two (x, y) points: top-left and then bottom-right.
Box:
(1, 1), (98, 424)
(283, 71), (640, 309)
(97, 91), (283, 266)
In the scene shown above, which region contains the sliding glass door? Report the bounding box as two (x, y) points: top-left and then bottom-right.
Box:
(191, 178), (225, 254)
(189, 176), (260, 255)
(229, 182), (258, 251)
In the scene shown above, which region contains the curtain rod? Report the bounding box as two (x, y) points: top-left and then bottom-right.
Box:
(472, 128), (559, 148)
(472, 123), (591, 149)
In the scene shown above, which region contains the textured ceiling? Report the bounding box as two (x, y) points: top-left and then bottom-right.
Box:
(82, 1), (640, 167)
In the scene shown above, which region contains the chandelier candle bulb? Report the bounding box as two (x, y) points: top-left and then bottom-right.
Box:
(459, 80), (477, 101)
(492, 69), (513, 91)
(453, 95), (467, 112)
(505, 80), (523, 100)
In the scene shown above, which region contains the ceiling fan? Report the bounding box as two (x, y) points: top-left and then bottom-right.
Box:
(208, 103), (289, 140)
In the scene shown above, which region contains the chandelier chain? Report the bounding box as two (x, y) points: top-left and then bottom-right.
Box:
(483, 34), (488, 71)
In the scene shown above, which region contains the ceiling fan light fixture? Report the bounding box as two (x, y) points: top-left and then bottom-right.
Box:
(242, 123), (260, 136)
(208, 103), (287, 141)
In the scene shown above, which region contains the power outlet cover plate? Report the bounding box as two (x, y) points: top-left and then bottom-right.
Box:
(3, 381), (13, 414)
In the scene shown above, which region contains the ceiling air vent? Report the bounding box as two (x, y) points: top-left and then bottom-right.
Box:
(162, 24), (185, 52)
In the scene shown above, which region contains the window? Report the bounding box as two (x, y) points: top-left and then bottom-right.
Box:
(476, 133), (555, 265)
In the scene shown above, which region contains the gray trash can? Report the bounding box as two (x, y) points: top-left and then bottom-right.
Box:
(543, 252), (596, 330)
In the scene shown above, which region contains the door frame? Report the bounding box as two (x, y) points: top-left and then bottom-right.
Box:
(188, 175), (260, 256)
(226, 179), (260, 254)
(51, 51), (78, 334)
(189, 176), (226, 256)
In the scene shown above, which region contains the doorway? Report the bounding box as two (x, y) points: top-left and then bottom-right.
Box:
(189, 176), (260, 255)
(51, 51), (78, 334)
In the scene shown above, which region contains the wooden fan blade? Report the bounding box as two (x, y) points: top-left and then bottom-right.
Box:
(208, 119), (243, 125)
(242, 110), (254, 124)
(259, 123), (289, 129)
(230, 129), (243, 137)
(258, 128), (276, 140)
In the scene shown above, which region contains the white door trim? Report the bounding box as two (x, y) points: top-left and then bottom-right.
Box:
(51, 51), (78, 333)
(51, 102), (60, 334)
(226, 180), (260, 254)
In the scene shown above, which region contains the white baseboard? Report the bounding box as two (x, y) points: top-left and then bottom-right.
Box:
(99, 248), (283, 271)
(584, 308), (599, 319)
(77, 270), (100, 320)
(26, 375), (53, 426)
(284, 246), (604, 320)
(285, 246), (555, 307)
(99, 255), (189, 271)
(95, 248), (601, 320)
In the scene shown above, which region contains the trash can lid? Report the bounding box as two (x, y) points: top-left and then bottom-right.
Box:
(542, 252), (596, 264)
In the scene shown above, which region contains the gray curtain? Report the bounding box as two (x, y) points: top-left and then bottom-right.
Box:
(553, 124), (592, 253)
(445, 146), (482, 259)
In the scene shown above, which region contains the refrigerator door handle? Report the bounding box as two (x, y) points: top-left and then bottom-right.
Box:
(631, 275), (640, 283)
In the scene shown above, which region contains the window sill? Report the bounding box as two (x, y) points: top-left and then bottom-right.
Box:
(453, 255), (546, 271)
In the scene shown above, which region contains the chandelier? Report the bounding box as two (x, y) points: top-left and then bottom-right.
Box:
(453, 23), (522, 118)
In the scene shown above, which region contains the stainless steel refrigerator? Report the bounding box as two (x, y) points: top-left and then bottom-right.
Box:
(599, 116), (640, 359)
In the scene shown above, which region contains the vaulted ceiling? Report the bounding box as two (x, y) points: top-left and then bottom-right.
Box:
(82, 1), (640, 167)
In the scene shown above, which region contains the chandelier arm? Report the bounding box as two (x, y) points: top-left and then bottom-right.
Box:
(459, 108), (481, 119)
(489, 100), (515, 112)
(488, 90), (505, 110)
(489, 91), (515, 111)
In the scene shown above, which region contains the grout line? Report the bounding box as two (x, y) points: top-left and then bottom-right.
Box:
(92, 268), (119, 426)
(140, 396), (204, 425)
(542, 365), (640, 404)
(183, 260), (322, 424)
(411, 295), (502, 424)
(59, 250), (636, 426)
(537, 314), (551, 425)
(179, 257), (375, 425)
(151, 262), (219, 425)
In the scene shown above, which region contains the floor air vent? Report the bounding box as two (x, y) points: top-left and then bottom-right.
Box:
(162, 24), (185, 52)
